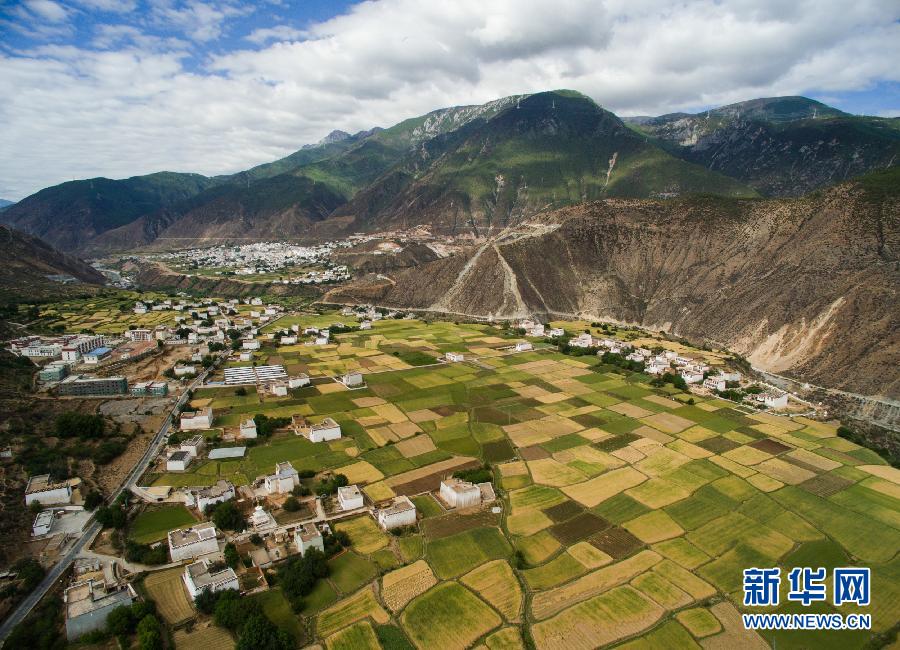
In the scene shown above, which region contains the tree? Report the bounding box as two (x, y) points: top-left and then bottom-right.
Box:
(235, 386), (247, 396)
(195, 588), (220, 615)
(55, 412), (105, 439)
(96, 504), (127, 529)
(83, 489), (104, 511)
(236, 613), (292, 650)
(211, 500), (246, 532)
(282, 497), (301, 512)
(106, 605), (135, 635)
(136, 614), (162, 650)
(214, 590), (255, 631)
(224, 542), (240, 568)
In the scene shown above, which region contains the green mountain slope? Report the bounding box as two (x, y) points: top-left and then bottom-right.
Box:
(333, 90), (756, 234)
(0, 172), (220, 251)
(626, 97), (900, 196)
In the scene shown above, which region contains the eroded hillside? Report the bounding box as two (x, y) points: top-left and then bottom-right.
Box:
(327, 172), (900, 397)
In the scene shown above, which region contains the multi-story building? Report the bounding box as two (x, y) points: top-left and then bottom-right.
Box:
(25, 474), (73, 506)
(376, 495), (417, 530)
(180, 407), (213, 430)
(264, 462), (299, 494)
(57, 375), (127, 396)
(338, 485), (364, 510)
(440, 478), (482, 509)
(182, 559), (238, 598)
(168, 523), (219, 562)
(295, 523), (324, 555)
(185, 480), (235, 513)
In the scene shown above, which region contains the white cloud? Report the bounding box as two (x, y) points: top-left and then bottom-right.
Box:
(1, 0), (899, 200)
(23, 0), (68, 22)
(245, 24), (306, 45)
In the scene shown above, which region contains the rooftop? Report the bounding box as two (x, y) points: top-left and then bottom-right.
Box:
(186, 560), (237, 591)
(86, 347), (111, 356)
(380, 495), (416, 517)
(26, 474), (70, 495)
(168, 523), (217, 549)
(442, 477), (480, 494)
(65, 579), (133, 619)
(338, 485), (362, 499)
(168, 450), (191, 462)
(297, 522), (322, 542)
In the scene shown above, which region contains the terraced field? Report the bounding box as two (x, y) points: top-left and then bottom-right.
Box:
(146, 314), (899, 648)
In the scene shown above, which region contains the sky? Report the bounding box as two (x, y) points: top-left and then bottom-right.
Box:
(1, 0), (899, 200)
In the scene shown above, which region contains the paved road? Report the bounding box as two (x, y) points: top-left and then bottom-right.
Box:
(0, 361), (218, 644)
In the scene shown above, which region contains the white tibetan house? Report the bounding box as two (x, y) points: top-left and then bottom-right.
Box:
(338, 485), (364, 511)
(440, 478), (482, 509)
(264, 462), (299, 494)
(295, 523), (325, 555)
(376, 495), (417, 530)
(168, 523), (219, 562)
(183, 559), (239, 598)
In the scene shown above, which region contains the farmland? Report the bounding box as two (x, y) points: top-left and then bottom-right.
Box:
(136, 313), (898, 648)
(143, 567), (195, 625)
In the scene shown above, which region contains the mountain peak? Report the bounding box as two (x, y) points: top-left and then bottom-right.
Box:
(708, 96), (846, 123)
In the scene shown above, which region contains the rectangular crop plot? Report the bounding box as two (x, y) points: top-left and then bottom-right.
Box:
(422, 510), (500, 540)
(593, 433), (640, 452)
(426, 527), (512, 579)
(520, 445), (551, 460)
(799, 473), (853, 497)
(550, 512), (610, 545)
(696, 436), (741, 454)
(749, 438), (793, 455)
(144, 567), (195, 624)
(590, 526), (644, 559)
(543, 500), (584, 523)
(482, 439), (516, 462)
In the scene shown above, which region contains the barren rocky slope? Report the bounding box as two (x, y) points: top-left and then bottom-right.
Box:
(326, 171), (900, 397)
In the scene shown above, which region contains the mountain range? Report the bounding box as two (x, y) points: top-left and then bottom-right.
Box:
(3, 91), (898, 254)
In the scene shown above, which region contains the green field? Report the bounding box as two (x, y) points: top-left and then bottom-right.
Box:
(129, 313), (898, 649)
(128, 505), (196, 544)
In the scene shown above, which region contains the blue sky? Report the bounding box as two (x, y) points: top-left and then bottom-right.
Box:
(1, 0), (898, 200)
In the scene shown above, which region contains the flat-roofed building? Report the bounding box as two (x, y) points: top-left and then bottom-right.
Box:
(295, 523), (324, 555)
(25, 474), (73, 506)
(240, 418), (257, 439)
(168, 523), (219, 562)
(58, 375), (127, 397)
(180, 407), (213, 430)
(166, 450), (192, 471)
(440, 478), (482, 509)
(180, 435), (205, 458)
(288, 374), (310, 389)
(64, 579), (136, 641)
(340, 371), (363, 387)
(264, 462), (298, 494)
(376, 495), (417, 530)
(294, 416), (341, 443)
(32, 510), (54, 537)
(185, 480), (235, 513)
(183, 559), (238, 598)
(83, 347), (112, 364)
(446, 352), (464, 362)
(338, 485), (364, 511)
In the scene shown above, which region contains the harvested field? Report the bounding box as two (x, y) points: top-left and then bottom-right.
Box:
(531, 585), (664, 650)
(749, 438), (793, 455)
(528, 458), (587, 487)
(499, 460), (528, 476)
(549, 512), (610, 545)
(144, 567), (194, 624)
(608, 402), (654, 418)
(401, 582), (502, 650)
(530, 550), (662, 620)
(394, 435), (437, 458)
(337, 460), (384, 484)
(460, 559), (522, 620)
(507, 507), (553, 536)
(562, 466), (647, 507)
(423, 509), (499, 540)
(589, 526), (644, 559)
(640, 412), (695, 434)
(381, 560), (438, 612)
(388, 457), (481, 494)
(173, 625), (235, 650)
(516, 530), (561, 565)
(755, 457), (817, 485)
(697, 436), (741, 454)
(631, 570), (692, 609)
(568, 541), (613, 569)
(317, 586), (389, 638)
(700, 602), (769, 650)
(543, 500), (584, 522)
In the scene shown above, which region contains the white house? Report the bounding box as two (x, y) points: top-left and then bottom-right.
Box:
(446, 352), (465, 363)
(359, 320), (372, 330)
(185, 480), (235, 513)
(243, 339), (260, 351)
(703, 376), (727, 392)
(174, 364), (196, 377)
(168, 523), (219, 562)
(314, 335), (330, 345)
(377, 495), (417, 530)
(571, 333), (595, 348)
(514, 341), (533, 352)
(83, 347), (112, 364)
(64, 580), (136, 641)
(126, 329), (153, 342)
(183, 559), (238, 598)
(270, 381), (288, 397)
(180, 435), (205, 458)
(440, 478), (482, 509)
(280, 336), (297, 345)
(240, 419), (258, 439)
(680, 370), (704, 384)
(338, 485), (364, 511)
(249, 505), (276, 532)
(180, 407), (213, 430)
(340, 372), (364, 388)
(264, 462), (299, 494)
(295, 523), (324, 555)
(548, 327), (565, 338)
(25, 474), (73, 506)
(239, 351), (253, 362)
(288, 375), (310, 389)
(755, 391), (789, 409)
(32, 510), (54, 537)
(296, 417), (342, 443)
(166, 450), (192, 472)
